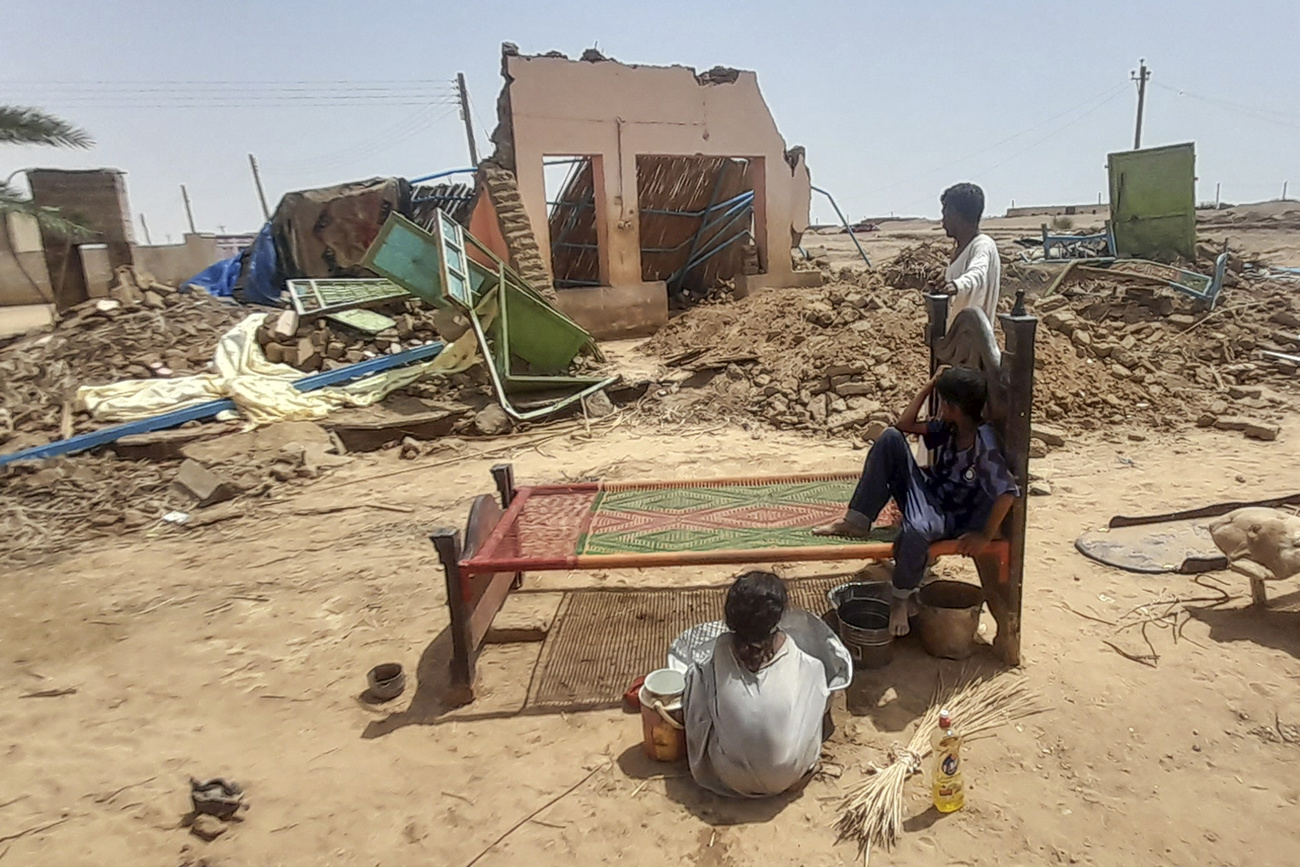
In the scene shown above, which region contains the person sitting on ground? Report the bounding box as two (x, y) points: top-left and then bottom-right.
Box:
(814, 367), (1019, 635)
(682, 571), (838, 799)
(940, 182), (1001, 326)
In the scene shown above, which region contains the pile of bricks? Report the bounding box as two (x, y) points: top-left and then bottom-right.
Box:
(254, 302), (445, 372)
(480, 164), (558, 301)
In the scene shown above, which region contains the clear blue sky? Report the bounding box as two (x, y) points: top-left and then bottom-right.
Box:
(5, 0), (1299, 240)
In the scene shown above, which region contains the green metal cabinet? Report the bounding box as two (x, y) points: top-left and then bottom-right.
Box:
(1107, 142), (1197, 262)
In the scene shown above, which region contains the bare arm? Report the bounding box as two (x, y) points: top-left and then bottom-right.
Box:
(896, 368), (945, 435)
(957, 492), (1016, 555)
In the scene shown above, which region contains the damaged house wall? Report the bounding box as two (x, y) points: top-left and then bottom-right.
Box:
(487, 46), (816, 338)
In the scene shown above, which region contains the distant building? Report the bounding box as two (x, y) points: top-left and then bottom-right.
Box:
(1004, 204), (1109, 219)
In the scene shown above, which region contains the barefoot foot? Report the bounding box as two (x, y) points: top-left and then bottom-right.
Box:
(813, 519), (873, 539)
(889, 595), (913, 636)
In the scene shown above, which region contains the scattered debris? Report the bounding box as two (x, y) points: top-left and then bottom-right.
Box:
(19, 687), (77, 699)
(0, 290), (246, 449)
(366, 663), (406, 701)
(256, 298), (444, 373)
(189, 813), (228, 841)
(473, 403), (513, 437)
(880, 242), (949, 292)
(189, 778), (245, 820)
(173, 460), (239, 508)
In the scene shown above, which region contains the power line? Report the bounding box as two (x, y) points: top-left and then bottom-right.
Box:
(859, 81), (1130, 199)
(1150, 80), (1300, 130)
(2, 78), (457, 88)
(13, 99), (457, 110)
(975, 88), (1130, 176)
(468, 89), (494, 161)
(267, 104), (461, 175)
(4, 78), (458, 109)
(13, 94), (460, 103)
(264, 104), (446, 172)
(887, 86), (1130, 214)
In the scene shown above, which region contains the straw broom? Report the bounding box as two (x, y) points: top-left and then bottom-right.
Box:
(834, 674), (1045, 861)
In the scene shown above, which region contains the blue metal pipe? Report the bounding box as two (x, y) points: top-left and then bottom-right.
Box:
(642, 190), (754, 218)
(683, 224), (752, 273)
(0, 342), (445, 467)
(408, 168), (476, 184)
(811, 185), (871, 267)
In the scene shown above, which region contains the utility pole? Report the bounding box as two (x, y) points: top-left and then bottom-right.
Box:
(1131, 59), (1150, 150)
(180, 184), (197, 234)
(1284, 181), (1290, 201)
(456, 72), (480, 166)
(1215, 182), (1221, 209)
(248, 154), (271, 222)
(139, 213), (153, 246)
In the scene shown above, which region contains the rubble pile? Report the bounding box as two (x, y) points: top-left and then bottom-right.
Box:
(0, 455), (184, 567)
(253, 300), (446, 372)
(1036, 276), (1298, 440)
(881, 242), (950, 292)
(0, 288), (247, 449)
(642, 284), (929, 440)
(0, 421), (349, 568)
(640, 271), (1299, 443)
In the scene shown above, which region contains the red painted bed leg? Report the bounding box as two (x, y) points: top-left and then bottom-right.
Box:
(431, 527), (476, 705)
(490, 464), (525, 590)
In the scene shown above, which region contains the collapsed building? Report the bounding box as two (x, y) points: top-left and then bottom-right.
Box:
(0, 44), (819, 342)
(468, 44), (820, 337)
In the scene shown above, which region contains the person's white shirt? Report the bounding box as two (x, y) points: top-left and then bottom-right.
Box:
(946, 233), (1001, 326)
(681, 609), (851, 798)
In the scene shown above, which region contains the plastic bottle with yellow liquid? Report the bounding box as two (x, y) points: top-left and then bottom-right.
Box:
(930, 709), (965, 812)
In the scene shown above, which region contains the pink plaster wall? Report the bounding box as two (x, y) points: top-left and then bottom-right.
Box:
(504, 55), (811, 290)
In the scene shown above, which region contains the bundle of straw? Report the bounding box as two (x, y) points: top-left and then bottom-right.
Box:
(834, 675), (1045, 860)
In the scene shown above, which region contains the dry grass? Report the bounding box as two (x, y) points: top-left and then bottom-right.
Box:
(834, 674), (1046, 861)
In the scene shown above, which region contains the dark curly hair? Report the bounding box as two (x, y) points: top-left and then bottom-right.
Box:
(935, 366), (988, 422)
(724, 571), (788, 672)
(941, 182), (985, 225)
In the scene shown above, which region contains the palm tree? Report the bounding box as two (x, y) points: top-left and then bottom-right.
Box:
(1, 105), (95, 237)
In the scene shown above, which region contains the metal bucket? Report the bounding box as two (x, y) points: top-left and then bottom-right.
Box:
(916, 580), (985, 660)
(827, 581), (894, 669)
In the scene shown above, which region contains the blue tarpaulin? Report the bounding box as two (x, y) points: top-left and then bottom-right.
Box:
(182, 224), (281, 305)
(184, 254), (241, 297)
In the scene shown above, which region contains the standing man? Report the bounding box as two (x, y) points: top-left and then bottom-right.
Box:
(940, 183), (1001, 326)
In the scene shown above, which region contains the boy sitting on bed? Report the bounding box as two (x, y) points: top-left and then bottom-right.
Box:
(815, 367), (1019, 636)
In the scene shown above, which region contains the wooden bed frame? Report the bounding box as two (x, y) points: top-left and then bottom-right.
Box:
(431, 295), (1038, 702)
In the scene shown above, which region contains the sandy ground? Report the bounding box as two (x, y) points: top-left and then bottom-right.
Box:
(806, 207), (1300, 271)
(3, 408), (1300, 866)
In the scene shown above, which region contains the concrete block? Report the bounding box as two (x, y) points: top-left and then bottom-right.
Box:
(272, 309), (299, 340)
(173, 459), (238, 507)
(295, 336), (322, 369)
(1243, 421), (1280, 442)
(1032, 424), (1067, 447)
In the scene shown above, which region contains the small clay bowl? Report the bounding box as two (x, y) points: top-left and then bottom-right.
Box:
(367, 663), (406, 701)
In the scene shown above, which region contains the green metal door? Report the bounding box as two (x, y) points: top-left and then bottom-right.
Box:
(1107, 142), (1196, 261)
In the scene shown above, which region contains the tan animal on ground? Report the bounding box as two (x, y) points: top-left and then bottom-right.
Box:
(1208, 507), (1300, 605)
